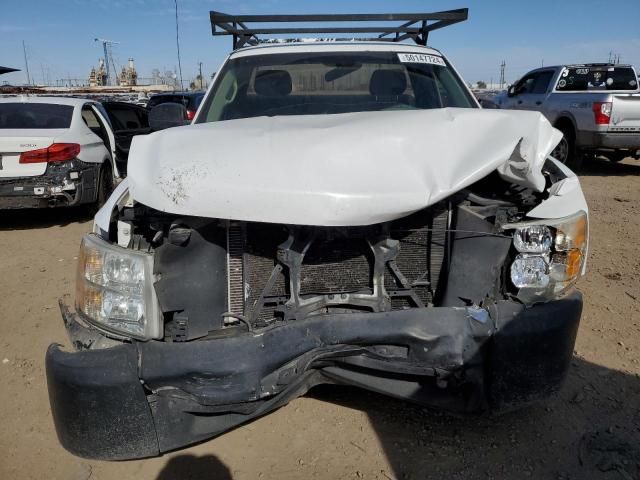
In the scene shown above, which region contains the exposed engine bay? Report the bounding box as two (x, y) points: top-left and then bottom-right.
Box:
(48, 157), (585, 461)
(105, 170), (547, 343)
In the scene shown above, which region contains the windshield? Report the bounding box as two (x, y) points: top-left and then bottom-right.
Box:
(0, 103), (74, 129)
(555, 66), (639, 91)
(197, 51), (476, 123)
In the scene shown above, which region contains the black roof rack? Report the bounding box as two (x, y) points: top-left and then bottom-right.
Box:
(565, 63), (632, 68)
(210, 9), (469, 50)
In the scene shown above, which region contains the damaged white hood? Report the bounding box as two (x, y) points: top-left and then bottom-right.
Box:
(127, 108), (562, 226)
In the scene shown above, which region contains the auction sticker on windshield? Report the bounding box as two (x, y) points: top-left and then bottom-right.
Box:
(397, 53), (446, 66)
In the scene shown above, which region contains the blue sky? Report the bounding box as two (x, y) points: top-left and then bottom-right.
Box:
(1, 0), (639, 87)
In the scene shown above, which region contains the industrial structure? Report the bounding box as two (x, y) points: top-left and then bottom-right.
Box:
(118, 58), (138, 86)
(89, 57), (137, 87)
(88, 59), (107, 87)
(93, 38), (118, 85)
(0, 35), (195, 94)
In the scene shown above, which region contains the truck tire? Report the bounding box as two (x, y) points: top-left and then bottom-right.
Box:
(552, 124), (582, 170)
(608, 151), (629, 163)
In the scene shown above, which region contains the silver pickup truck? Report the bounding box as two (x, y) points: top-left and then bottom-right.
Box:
(496, 63), (640, 167)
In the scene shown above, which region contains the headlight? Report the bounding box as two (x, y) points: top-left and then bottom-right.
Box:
(513, 225), (553, 253)
(503, 211), (588, 303)
(510, 256), (550, 288)
(76, 233), (161, 340)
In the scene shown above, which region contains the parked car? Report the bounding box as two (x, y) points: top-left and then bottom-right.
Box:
(46, 10), (589, 460)
(146, 91), (205, 120)
(0, 97), (119, 209)
(495, 63), (640, 166)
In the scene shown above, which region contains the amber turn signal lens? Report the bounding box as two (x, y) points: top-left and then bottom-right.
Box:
(565, 248), (583, 279)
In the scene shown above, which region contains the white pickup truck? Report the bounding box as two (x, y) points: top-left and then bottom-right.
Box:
(496, 63), (640, 166)
(45, 10), (590, 460)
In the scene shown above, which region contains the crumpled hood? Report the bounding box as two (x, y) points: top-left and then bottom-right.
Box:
(128, 108), (562, 226)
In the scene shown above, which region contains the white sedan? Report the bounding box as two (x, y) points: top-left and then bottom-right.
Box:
(0, 96), (119, 209)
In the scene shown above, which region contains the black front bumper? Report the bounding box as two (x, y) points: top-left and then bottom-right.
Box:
(46, 292), (582, 460)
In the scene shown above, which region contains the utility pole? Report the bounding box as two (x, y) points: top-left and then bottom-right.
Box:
(499, 60), (506, 89)
(22, 40), (31, 85)
(174, 0), (184, 90)
(198, 61), (203, 89)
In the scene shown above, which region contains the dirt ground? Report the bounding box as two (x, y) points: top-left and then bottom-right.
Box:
(0, 156), (638, 480)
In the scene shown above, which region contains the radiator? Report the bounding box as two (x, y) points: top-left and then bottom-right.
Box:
(227, 204), (448, 324)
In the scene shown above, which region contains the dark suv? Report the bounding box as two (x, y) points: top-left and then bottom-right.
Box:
(146, 92), (205, 120)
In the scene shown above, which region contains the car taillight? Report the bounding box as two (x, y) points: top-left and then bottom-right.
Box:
(19, 143), (81, 164)
(186, 110), (196, 120)
(592, 102), (612, 125)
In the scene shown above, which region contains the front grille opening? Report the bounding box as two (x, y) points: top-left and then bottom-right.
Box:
(301, 236), (373, 295)
(244, 223), (289, 322)
(228, 204), (450, 324)
(387, 227), (431, 306)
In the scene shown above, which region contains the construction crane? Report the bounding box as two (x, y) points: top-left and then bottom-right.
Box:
(94, 37), (119, 86)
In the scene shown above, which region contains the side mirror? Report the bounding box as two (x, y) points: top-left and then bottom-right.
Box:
(148, 103), (190, 131)
(507, 85), (516, 97)
(478, 98), (499, 109)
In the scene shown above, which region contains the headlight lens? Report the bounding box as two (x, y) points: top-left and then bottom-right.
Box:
(503, 211), (588, 303)
(76, 234), (161, 339)
(513, 225), (553, 253)
(510, 255), (550, 288)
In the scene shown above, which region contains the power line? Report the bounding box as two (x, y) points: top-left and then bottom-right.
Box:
(174, 0), (184, 90)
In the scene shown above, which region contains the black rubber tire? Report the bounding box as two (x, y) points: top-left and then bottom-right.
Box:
(96, 163), (114, 209)
(607, 151), (629, 163)
(552, 124), (582, 170)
